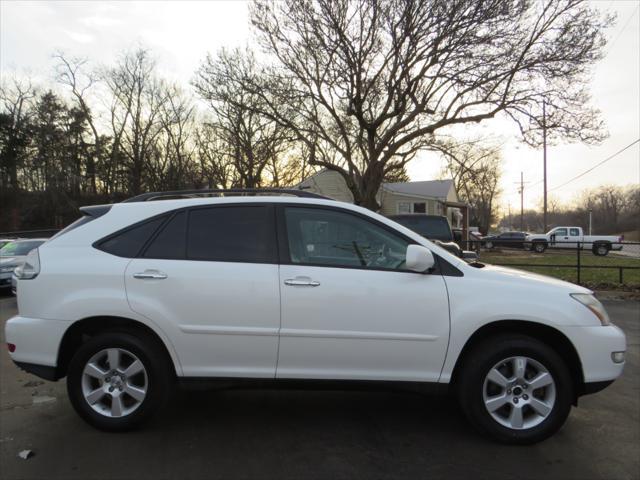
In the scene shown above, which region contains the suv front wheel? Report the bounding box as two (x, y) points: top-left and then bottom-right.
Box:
(457, 334), (573, 444)
(67, 331), (171, 431)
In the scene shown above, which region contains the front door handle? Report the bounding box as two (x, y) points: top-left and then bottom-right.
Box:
(284, 277), (320, 287)
(133, 270), (168, 280)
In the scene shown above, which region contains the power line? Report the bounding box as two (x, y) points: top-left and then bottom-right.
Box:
(548, 138), (640, 192)
(606, 4), (639, 55)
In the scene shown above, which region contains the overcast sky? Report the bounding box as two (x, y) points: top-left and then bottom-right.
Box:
(1, 0), (638, 211)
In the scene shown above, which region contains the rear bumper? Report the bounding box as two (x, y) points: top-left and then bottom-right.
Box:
(13, 361), (58, 381)
(5, 315), (71, 371)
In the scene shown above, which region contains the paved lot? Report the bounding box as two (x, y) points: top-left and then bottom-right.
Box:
(0, 294), (638, 480)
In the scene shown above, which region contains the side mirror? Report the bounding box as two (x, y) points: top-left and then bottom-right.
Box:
(406, 245), (435, 273)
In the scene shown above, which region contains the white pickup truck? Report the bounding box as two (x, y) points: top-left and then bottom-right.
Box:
(525, 226), (623, 256)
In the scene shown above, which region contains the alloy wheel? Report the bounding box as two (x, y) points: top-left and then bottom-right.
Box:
(482, 356), (556, 430)
(81, 348), (148, 418)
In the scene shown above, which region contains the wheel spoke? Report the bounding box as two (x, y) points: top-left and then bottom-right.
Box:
(84, 362), (107, 380)
(528, 372), (553, 391)
(509, 405), (524, 429)
(107, 348), (121, 371)
(485, 393), (509, 412)
(529, 397), (552, 417)
(85, 387), (106, 405)
(123, 360), (144, 378)
(513, 357), (527, 381)
(124, 383), (146, 402)
(486, 368), (509, 388)
(111, 394), (124, 417)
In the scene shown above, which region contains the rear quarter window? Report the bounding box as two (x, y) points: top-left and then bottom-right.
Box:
(96, 216), (166, 258)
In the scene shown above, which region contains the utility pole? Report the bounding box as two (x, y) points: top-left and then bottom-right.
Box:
(518, 172), (525, 230)
(514, 173), (530, 231)
(543, 100), (548, 233)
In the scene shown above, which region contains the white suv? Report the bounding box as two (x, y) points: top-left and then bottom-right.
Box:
(5, 190), (626, 444)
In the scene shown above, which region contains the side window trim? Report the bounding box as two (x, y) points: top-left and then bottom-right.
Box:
(95, 203), (280, 263)
(276, 204), (462, 277)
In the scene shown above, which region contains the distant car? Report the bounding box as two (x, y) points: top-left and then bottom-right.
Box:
(0, 239), (47, 290)
(483, 231), (529, 250)
(0, 238), (16, 250)
(388, 215), (478, 261)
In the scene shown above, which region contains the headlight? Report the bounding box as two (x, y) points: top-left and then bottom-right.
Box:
(571, 293), (611, 326)
(0, 266), (16, 273)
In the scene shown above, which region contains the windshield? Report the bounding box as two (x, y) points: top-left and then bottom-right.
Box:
(392, 216), (452, 241)
(0, 240), (44, 257)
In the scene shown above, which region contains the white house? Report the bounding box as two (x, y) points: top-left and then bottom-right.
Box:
(296, 170), (467, 232)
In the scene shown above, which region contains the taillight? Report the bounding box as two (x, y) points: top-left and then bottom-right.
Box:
(7, 343), (16, 353)
(14, 248), (40, 280)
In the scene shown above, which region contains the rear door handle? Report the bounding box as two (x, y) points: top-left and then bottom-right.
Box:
(133, 270), (168, 280)
(284, 277), (320, 287)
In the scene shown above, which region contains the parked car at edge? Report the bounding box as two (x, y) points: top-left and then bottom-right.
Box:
(525, 227), (623, 256)
(483, 231), (530, 250)
(388, 215), (478, 261)
(5, 191), (626, 444)
(0, 238), (16, 250)
(0, 239), (47, 290)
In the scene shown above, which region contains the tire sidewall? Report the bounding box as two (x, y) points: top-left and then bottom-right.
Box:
(67, 332), (170, 431)
(459, 335), (573, 445)
(534, 243), (546, 253)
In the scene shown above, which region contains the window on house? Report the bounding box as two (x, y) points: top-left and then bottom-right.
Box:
(413, 203), (426, 213)
(397, 202), (411, 214)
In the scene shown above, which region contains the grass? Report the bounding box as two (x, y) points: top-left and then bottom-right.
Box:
(479, 248), (640, 288)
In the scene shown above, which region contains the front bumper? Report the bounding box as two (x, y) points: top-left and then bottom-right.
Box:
(5, 315), (72, 373)
(563, 323), (626, 384)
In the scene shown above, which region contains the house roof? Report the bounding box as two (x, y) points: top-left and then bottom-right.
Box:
(381, 179), (454, 199)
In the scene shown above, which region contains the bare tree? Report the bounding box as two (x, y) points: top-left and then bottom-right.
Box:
(105, 48), (169, 194)
(195, 47), (296, 188)
(194, 123), (241, 189)
(0, 75), (37, 192)
(227, 0), (613, 209)
(54, 52), (101, 194)
(436, 138), (502, 234)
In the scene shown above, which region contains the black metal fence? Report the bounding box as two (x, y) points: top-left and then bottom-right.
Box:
(463, 240), (640, 287)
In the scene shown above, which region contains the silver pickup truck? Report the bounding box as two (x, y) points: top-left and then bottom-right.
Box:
(524, 226), (623, 256)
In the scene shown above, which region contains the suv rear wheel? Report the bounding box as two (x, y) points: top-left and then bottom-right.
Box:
(457, 334), (572, 444)
(67, 331), (171, 431)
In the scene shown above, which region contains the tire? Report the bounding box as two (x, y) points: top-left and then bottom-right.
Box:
(485, 241), (494, 250)
(593, 244), (609, 256)
(67, 331), (172, 431)
(532, 242), (546, 254)
(457, 334), (573, 445)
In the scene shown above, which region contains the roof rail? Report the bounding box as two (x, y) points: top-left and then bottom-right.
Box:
(121, 188), (331, 203)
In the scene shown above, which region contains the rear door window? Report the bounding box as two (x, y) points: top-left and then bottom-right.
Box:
(186, 206), (276, 263)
